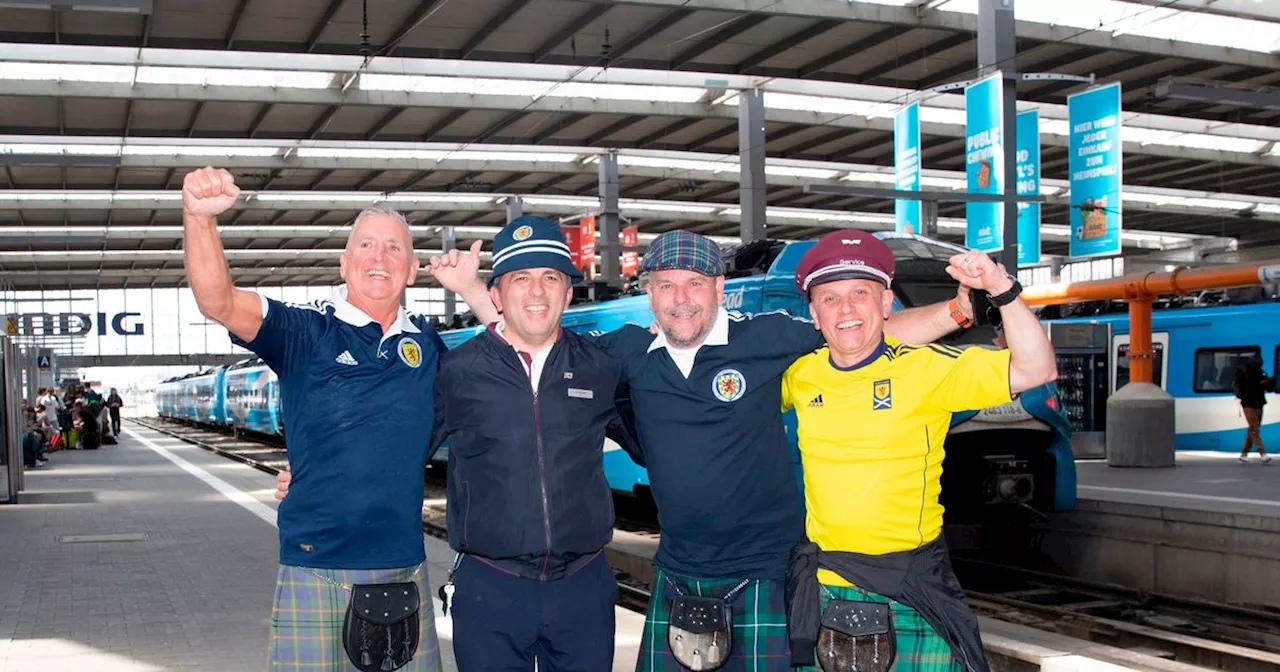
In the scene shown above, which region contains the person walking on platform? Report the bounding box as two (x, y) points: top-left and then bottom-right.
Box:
(181, 166), (489, 672)
(781, 232), (1058, 672)
(429, 215), (643, 671)
(419, 228), (974, 670)
(106, 388), (124, 436)
(1234, 354), (1274, 464)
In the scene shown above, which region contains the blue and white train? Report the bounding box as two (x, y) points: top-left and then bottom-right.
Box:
(156, 358), (282, 436)
(1047, 300), (1280, 452)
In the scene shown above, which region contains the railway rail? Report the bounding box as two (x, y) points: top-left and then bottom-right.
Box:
(133, 416), (1280, 669)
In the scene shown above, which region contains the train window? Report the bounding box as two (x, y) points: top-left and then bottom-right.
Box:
(1116, 342), (1164, 390)
(1193, 347), (1261, 394)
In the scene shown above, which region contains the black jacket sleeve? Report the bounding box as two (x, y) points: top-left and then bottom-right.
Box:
(427, 364), (450, 463)
(607, 376), (644, 467)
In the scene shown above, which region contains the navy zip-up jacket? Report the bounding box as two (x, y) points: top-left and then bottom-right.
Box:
(430, 326), (644, 580)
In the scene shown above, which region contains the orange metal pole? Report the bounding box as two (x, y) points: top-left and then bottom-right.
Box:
(1128, 296), (1153, 384)
(1023, 260), (1280, 307)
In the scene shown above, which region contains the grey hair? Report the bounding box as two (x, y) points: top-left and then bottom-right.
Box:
(347, 206), (415, 248)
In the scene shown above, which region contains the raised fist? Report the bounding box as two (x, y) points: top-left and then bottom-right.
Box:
(945, 251), (1014, 295)
(182, 167), (241, 217)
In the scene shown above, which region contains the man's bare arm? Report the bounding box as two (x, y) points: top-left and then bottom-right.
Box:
(884, 287), (972, 345)
(181, 167), (265, 343)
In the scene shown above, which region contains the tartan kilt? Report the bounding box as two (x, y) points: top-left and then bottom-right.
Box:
(637, 567), (791, 671)
(268, 563), (442, 672)
(793, 583), (963, 672)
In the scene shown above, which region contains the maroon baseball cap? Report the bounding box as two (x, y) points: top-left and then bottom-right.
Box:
(794, 230), (895, 295)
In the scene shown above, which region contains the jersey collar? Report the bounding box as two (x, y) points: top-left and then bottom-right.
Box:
(647, 306), (730, 354)
(331, 284), (421, 336)
(829, 336), (888, 372)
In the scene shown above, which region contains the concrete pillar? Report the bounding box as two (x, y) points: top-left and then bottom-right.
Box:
(738, 88), (767, 245)
(1106, 383), (1176, 467)
(977, 0), (1019, 272)
(442, 226), (457, 322)
(597, 152), (622, 288)
(921, 201), (939, 238)
(505, 196), (523, 223)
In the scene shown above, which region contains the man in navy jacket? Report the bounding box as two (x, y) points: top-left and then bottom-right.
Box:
(431, 215), (643, 671)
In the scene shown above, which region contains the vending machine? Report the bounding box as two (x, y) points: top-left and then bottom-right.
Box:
(1045, 322), (1111, 459)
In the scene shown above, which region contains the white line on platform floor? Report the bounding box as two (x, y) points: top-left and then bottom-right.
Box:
(124, 426), (278, 526)
(1079, 484), (1280, 508)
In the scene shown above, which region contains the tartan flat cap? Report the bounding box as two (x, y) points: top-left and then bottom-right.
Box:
(640, 230), (725, 277)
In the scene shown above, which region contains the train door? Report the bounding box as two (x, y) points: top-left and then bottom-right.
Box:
(1111, 332), (1169, 394)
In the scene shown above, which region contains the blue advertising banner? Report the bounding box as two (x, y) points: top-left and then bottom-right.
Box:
(1016, 109), (1041, 267)
(965, 72), (1003, 252)
(1068, 82), (1123, 258)
(894, 102), (921, 234)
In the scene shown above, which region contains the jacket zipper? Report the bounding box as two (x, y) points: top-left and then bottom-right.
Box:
(520, 352), (554, 580)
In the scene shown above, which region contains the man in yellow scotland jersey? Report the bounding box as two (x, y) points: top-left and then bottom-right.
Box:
(781, 230), (1057, 672)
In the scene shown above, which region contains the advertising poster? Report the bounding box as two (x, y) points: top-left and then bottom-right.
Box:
(894, 102), (921, 234)
(621, 225), (640, 276)
(1016, 109), (1041, 267)
(1068, 82), (1123, 258)
(965, 72), (1004, 252)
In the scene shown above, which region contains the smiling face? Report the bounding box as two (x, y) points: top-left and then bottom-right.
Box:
(809, 278), (895, 367)
(646, 269), (724, 349)
(338, 212), (418, 308)
(491, 267), (573, 351)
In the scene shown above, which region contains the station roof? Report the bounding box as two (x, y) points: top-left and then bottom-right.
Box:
(2, 0), (1279, 290)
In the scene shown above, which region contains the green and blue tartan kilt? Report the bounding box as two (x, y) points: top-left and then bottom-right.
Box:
(268, 563), (442, 672)
(637, 567), (791, 671)
(793, 583), (963, 672)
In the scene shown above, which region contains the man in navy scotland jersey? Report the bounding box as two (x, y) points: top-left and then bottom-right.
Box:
(181, 167), (489, 672)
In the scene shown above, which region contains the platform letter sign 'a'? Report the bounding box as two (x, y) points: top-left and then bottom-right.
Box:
(1016, 109), (1041, 267)
(965, 71), (1004, 253)
(1068, 82), (1123, 258)
(894, 102), (921, 234)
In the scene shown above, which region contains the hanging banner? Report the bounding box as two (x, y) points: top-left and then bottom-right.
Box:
(1068, 82), (1123, 258)
(965, 72), (1004, 253)
(621, 225), (640, 276)
(562, 225), (581, 269)
(894, 102), (921, 234)
(1015, 109), (1041, 267)
(578, 215), (597, 278)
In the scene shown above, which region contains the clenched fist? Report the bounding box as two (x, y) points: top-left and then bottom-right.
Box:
(183, 167), (240, 217)
(945, 251), (1014, 295)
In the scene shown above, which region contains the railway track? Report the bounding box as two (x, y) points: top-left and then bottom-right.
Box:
(134, 417), (1280, 668)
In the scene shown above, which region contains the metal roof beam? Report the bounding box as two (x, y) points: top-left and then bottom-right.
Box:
(10, 79), (1271, 167)
(591, 0), (1280, 70)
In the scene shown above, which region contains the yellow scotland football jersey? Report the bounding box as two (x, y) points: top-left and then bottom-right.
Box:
(781, 336), (1012, 586)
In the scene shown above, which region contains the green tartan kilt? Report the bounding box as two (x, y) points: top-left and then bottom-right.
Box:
(794, 583), (963, 671)
(268, 563), (442, 672)
(637, 567), (791, 671)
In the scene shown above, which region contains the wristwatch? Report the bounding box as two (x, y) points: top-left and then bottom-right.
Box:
(987, 276), (1023, 307)
(947, 298), (974, 329)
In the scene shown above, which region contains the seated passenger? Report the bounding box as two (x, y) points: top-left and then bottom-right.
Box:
(782, 232), (1057, 672)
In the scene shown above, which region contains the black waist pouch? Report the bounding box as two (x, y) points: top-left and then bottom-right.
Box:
(817, 599), (895, 672)
(343, 581), (420, 672)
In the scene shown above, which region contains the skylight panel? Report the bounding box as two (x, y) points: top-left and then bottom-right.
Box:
(0, 62), (134, 83)
(358, 74), (705, 104)
(136, 67), (335, 89)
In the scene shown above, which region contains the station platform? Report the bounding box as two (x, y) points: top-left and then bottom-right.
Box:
(1041, 451), (1280, 613)
(0, 425), (645, 671)
(1076, 450), (1280, 517)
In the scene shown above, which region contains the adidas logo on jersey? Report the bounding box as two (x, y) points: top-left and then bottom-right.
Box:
(335, 350), (359, 366)
(808, 394), (824, 407)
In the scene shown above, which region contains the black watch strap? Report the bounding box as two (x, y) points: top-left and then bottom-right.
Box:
(988, 277), (1022, 307)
